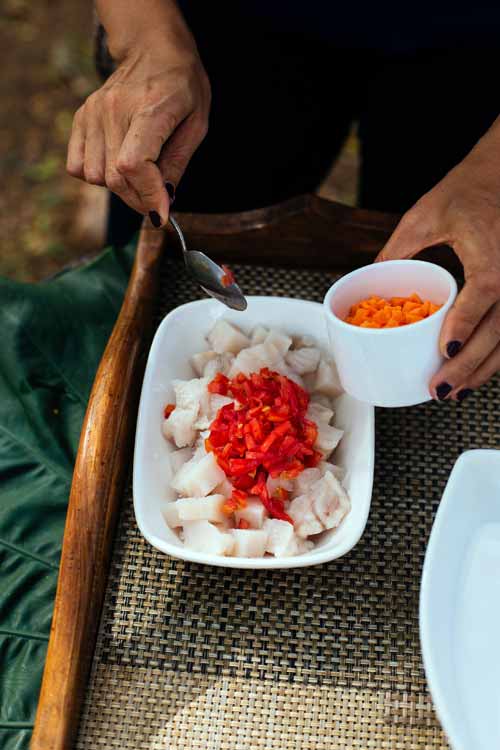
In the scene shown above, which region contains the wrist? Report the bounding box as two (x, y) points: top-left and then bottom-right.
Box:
(97, 0), (197, 64)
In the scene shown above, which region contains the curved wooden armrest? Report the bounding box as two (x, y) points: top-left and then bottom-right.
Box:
(166, 194), (397, 269)
(31, 194), (460, 750)
(166, 194), (461, 276)
(31, 225), (165, 750)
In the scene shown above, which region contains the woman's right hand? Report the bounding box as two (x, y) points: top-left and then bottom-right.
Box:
(67, 2), (210, 227)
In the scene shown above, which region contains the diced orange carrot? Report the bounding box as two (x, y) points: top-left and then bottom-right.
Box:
(345, 293), (441, 329)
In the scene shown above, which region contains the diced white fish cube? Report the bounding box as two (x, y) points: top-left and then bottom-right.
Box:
(272, 362), (304, 388)
(203, 352), (235, 380)
(231, 529), (268, 557)
(265, 330), (293, 356)
(306, 401), (334, 424)
(264, 519), (297, 557)
(293, 334), (317, 348)
(191, 350), (217, 376)
(229, 342), (281, 377)
(216, 477), (234, 499)
(194, 414), (211, 430)
(183, 520), (234, 556)
(175, 494), (226, 523)
(192, 441), (208, 462)
(314, 359), (343, 397)
(171, 452), (225, 497)
(315, 423), (344, 458)
(311, 472), (350, 530)
(251, 325), (269, 344)
(266, 475), (294, 496)
(320, 461), (346, 481)
(293, 467), (322, 496)
(310, 393), (334, 409)
(235, 498), (268, 529)
(173, 377), (210, 414)
(207, 320), (250, 354)
(288, 494), (323, 538)
(169, 447), (193, 475)
(286, 347), (321, 375)
(163, 502), (182, 529)
(162, 408), (197, 448)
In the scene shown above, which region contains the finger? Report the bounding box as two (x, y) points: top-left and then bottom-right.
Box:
(375, 207), (438, 262)
(439, 271), (500, 358)
(430, 300), (500, 399)
(103, 105), (145, 215)
(116, 107), (184, 224)
(157, 113), (208, 192)
(83, 113), (106, 186)
(451, 342), (500, 401)
(67, 106), (86, 180)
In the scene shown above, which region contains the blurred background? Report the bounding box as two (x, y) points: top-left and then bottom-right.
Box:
(1, 0), (357, 282)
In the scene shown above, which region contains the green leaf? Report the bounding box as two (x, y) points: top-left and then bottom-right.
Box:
(0, 241), (136, 749)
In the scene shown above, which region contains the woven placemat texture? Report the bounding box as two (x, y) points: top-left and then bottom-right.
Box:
(77, 257), (498, 749)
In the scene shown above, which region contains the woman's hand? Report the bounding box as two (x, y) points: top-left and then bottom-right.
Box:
(376, 120), (500, 401)
(67, 0), (210, 226)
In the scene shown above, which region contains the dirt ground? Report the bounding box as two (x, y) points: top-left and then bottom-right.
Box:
(0, 1), (357, 282)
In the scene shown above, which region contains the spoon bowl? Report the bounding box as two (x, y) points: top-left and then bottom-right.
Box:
(169, 216), (247, 311)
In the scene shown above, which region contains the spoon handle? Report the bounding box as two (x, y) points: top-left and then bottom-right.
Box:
(169, 215), (188, 255)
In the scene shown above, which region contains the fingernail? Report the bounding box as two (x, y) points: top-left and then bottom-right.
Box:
(446, 340), (462, 358)
(457, 388), (473, 403)
(165, 182), (176, 203)
(149, 211), (162, 228)
(436, 382), (452, 400)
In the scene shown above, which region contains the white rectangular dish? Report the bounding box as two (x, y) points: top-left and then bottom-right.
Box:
(133, 297), (374, 568)
(420, 449), (500, 749)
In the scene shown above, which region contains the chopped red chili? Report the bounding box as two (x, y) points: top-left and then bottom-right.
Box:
(221, 264), (236, 287)
(206, 368), (321, 524)
(164, 403), (175, 419)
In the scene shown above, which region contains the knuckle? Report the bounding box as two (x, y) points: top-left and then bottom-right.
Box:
(106, 169), (126, 193)
(66, 158), (83, 178)
(116, 155), (138, 176)
(458, 355), (482, 378)
(452, 308), (477, 331)
(84, 166), (105, 186)
(139, 187), (157, 201)
(399, 207), (422, 232)
(103, 87), (119, 108)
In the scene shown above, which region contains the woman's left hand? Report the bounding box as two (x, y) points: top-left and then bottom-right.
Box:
(376, 124), (500, 402)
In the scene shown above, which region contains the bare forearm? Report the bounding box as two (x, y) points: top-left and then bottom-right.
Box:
(95, 0), (197, 62)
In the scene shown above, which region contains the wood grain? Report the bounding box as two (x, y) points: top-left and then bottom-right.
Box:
(166, 194), (462, 277)
(31, 225), (165, 750)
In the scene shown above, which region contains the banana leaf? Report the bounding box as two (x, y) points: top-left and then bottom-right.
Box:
(0, 242), (136, 750)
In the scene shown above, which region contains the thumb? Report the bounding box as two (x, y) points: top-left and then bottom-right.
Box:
(375, 208), (437, 263)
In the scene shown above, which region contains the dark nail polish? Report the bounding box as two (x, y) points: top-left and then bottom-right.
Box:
(457, 388), (473, 403)
(165, 182), (176, 202)
(436, 382), (452, 400)
(149, 211), (161, 228)
(446, 340), (462, 358)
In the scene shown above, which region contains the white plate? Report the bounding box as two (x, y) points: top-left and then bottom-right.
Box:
(133, 297), (374, 569)
(420, 449), (500, 749)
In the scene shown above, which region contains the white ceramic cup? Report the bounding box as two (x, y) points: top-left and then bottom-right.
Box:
(323, 260), (458, 408)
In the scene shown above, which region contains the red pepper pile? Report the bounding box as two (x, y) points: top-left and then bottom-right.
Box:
(206, 368), (322, 523)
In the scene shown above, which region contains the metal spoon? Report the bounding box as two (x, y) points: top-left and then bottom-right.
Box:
(169, 215), (247, 311)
